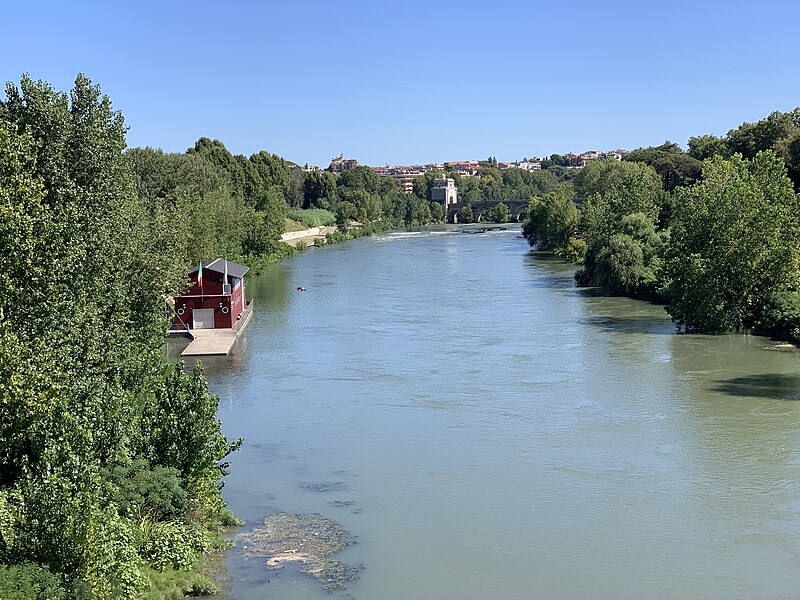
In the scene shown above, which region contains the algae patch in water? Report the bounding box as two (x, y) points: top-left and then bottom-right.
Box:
(236, 513), (359, 590)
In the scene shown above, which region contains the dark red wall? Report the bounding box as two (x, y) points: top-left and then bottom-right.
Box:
(173, 269), (247, 330)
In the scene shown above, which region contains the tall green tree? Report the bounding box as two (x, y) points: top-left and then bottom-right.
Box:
(665, 151), (800, 330)
(623, 142), (703, 192)
(523, 186), (578, 252)
(574, 159), (663, 221)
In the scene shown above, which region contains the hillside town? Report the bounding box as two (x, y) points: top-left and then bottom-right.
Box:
(303, 150), (629, 193)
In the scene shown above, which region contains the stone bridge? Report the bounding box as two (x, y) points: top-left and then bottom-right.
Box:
(447, 199), (530, 224)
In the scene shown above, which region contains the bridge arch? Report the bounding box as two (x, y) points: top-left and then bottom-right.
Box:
(445, 199), (531, 224)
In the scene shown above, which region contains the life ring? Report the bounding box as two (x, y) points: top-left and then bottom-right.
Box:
(221, 306), (229, 314)
(177, 307), (185, 315)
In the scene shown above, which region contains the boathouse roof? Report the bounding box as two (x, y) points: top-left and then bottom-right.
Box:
(190, 258), (250, 279)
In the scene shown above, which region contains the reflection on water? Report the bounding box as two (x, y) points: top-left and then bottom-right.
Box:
(203, 226), (800, 600)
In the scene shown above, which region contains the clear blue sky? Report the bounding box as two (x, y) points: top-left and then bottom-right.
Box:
(3, 1), (798, 167)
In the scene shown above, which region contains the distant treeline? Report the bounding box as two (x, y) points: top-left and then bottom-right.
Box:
(127, 140), (565, 267)
(524, 108), (800, 342)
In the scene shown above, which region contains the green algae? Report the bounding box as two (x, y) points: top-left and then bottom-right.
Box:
(236, 513), (359, 590)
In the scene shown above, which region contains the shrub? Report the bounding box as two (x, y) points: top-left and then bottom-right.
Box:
(755, 290), (800, 343)
(0, 563), (70, 600)
(102, 459), (187, 521)
(79, 507), (145, 598)
(137, 519), (207, 572)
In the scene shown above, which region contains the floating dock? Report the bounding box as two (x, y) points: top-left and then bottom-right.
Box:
(178, 300), (253, 356)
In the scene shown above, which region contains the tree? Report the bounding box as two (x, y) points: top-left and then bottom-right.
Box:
(243, 187), (285, 256)
(574, 159), (663, 222)
(187, 137), (246, 198)
(594, 234), (647, 296)
(303, 170), (337, 208)
(482, 202), (510, 223)
(337, 165), (380, 194)
(250, 150), (290, 197)
(774, 129), (800, 191)
(665, 151), (800, 330)
(523, 187), (578, 252)
(286, 167), (305, 208)
(461, 202), (474, 223)
(457, 176), (482, 204)
(526, 169), (559, 195)
(726, 110), (798, 159)
(623, 142), (703, 191)
(687, 134), (729, 161)
(412, 175), (427, 199)
(429, 201), (444, 222)
(336, 200), (357, 231)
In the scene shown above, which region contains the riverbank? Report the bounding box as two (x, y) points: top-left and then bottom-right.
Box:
(280, 225), (337, 247)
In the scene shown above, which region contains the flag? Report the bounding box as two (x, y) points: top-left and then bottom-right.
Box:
(197, 262), (203, 288)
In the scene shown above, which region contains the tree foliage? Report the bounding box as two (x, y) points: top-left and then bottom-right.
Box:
(623, 141), (703, 191)
(0, 75), (239, 597)
(523, 187), (578, 254)
(665, 151), (800, 330)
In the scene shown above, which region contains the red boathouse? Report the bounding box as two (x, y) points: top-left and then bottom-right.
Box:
(172, 258), (250, 330)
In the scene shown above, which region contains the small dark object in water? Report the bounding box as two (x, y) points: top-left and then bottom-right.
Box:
(297, 286), (306, 291)
(302, 481), (346, 493)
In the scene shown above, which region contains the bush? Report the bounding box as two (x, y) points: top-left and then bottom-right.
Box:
(79, 507), (145, 598)
(755, 290), (800, 343)
(0, 563), (70, 600)
(137, 520), (208, 572)
(102, 459), (187, 521)
(135, 363), (241, 515)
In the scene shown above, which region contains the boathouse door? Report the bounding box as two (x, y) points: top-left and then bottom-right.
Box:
(192, 308), (215, 329)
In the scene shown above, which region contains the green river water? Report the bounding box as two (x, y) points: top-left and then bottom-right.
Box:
(185, 225), (800, 599)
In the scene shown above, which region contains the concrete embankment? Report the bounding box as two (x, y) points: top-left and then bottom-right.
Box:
(280, 226), (337, 247)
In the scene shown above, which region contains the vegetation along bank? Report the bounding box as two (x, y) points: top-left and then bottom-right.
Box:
(523, 110), (800, 344)
(2, 71), (800, 598)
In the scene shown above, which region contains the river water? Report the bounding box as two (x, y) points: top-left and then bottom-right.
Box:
(195, 226), (800, 599)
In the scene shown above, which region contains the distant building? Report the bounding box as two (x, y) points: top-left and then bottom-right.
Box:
(327, 154), (359, 173)
(444, 161), (480, 176)
(430, 177), (457, 208)
(391, 165), (425, 194)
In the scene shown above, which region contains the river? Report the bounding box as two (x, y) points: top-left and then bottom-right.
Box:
(193, 225), (800, 599)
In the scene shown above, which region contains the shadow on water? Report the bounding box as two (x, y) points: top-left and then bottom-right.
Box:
(523, 252), (577, 289)
(581, 315), (675, 335)
(713, 374), (800, 400)
(573, 286), (607, 298)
